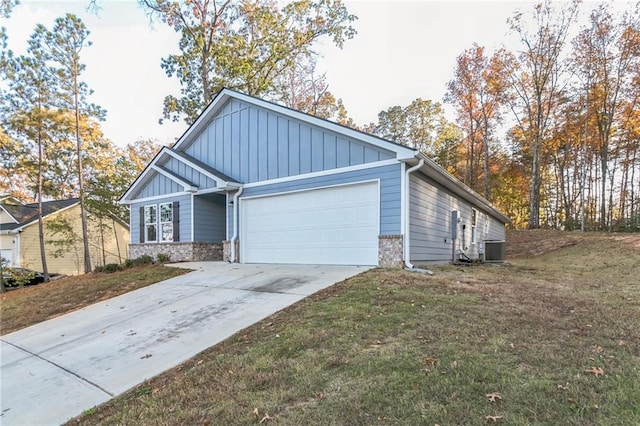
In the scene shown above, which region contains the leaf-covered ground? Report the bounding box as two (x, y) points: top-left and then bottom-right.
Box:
(70, 231), (640, 425)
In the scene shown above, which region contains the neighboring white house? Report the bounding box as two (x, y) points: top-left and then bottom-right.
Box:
(120, 89), (509, 267)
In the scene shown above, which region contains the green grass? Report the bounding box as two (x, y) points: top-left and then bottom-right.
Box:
(1, 264), (189, 335)
(69, 232), (640, 425)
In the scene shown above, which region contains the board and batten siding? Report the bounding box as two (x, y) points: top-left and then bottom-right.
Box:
(160, 156), (218, 190)
(130, 194), (192, 244)
(136, 173), (182, 199)
(193, 194), (226, 242)
(183, 99), (396, 183)
(229, 163), (402, 240)
(409, 172), (505, 263)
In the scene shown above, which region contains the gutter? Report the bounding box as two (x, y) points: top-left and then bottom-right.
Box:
(230, 186), (244, 263)
(403, 158), (424, 269)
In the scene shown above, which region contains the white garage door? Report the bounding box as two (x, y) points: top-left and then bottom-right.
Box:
(241, 181), (379, 265)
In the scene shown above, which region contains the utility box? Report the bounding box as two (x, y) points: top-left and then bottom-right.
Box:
(484, 240), (505, 262)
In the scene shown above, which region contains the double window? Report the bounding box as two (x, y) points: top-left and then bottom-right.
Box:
(141, 202), (178, 243)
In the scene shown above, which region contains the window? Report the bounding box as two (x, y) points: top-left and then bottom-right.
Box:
(484, 213), (490, 236)
(141, 202), (179, 243)
(160, 202), (173, 242)
(471, 208), (478, 244)
(144, 205), (157, 242)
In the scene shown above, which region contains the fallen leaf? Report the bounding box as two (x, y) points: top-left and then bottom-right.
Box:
(557, 383), (569, 390)
(259, 412), (273, 423)
(423, 368), (431, 375)
(486, 392), (502, 402)
(485, 415), (503, 422)
(591, 345), (603, 354)
(252, 408), (259, 419)
(584, 367), (604, 377)
(423, 357), (438, 366)
(140, 353), (152, 359)
(618, 340), (627, 346)
(196, 360), (204, 365)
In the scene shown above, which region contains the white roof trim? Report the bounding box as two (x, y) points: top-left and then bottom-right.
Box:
(172, 88), (417, 160)
(0, 205), (19, 224)
(162, 149), (229, 187)
(13, 201), (80, 232)
(152, 165), (198, 193)
(410, 153), (511, 224)
(120, 146), (237, 203)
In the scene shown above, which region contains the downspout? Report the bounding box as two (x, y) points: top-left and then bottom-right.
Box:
(230, 186), (244, 263)
(404, 158), (424, 269)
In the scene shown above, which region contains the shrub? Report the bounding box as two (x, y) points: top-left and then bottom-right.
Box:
(130, 255), (154, 267)
(103, 263), (122, 273)
(122, 259), (133, 269)
(93, 265), (104, 273)
(156, 253), (171, 264)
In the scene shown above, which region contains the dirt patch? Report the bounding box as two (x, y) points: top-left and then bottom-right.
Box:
(507, 229), (584, 258)
(611, 233), (640, 249)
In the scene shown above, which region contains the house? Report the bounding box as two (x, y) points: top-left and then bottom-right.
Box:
(120, 89), (509, 267)
(0, 197), (130, 275)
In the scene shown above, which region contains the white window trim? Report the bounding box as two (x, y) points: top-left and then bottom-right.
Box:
(159, 202), (174, 242)
(144, 205), (158, 243)
(471, 208), (478, 244)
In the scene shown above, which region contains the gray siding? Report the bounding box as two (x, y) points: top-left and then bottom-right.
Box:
(193, 194), (226, 242)
(409, 173), (505, 263)
(183, 99), (395, 183)
(130, 194), (192, 244)
(228, 163), (402, 240)
(136, 173), (182, 199)
(161, 157), (217, 190)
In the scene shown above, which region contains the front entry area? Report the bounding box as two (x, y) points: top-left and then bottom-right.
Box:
(240, 181), (379, 265)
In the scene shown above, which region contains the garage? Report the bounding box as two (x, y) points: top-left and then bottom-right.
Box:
(240, 181), (379, 265)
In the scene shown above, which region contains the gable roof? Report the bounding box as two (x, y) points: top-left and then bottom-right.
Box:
(172, 88), (417, 160)
(119, 146), (241, 203)
(0, 198), (79, 231)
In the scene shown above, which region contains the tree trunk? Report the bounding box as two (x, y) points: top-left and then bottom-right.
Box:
(37, 109), (50, 282)
(529, 134), (541, 229)
(74, 70), (92, 273)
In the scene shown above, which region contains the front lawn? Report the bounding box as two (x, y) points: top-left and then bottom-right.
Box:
(71, 232), (640, 425)
(0, 264), (189, 335)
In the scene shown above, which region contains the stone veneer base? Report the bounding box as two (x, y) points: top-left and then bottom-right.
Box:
(378, 235), (404, 268)
(129, 242), (223, 263)
(222, 240), (240, 262)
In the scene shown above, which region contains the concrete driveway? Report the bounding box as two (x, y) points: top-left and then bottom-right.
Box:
(0, 262), (367, 425)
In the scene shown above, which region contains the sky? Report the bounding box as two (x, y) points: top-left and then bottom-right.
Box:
(1, 0), (628, 148)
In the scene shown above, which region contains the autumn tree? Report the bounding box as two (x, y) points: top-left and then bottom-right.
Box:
(273, 54), (352, 123)
(374, 98), (455, 158)
(140, 0), (357, 123)
(500, 0), (579, 229)
(446, 44), (505, 199)
(571, 4), (640, 230)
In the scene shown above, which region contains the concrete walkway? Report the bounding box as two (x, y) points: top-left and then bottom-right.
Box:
(0, 263), (367, 425)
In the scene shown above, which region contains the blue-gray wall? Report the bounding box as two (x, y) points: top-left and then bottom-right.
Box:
(136, 173), (182, 199)
(161, 157), (218, 190)
(409, 172), (505, 263)
(229, 163), (402, 240)
(182, 99), (396, 183)
(130, 194), (192, 244)
(193, 194), (226, 242)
